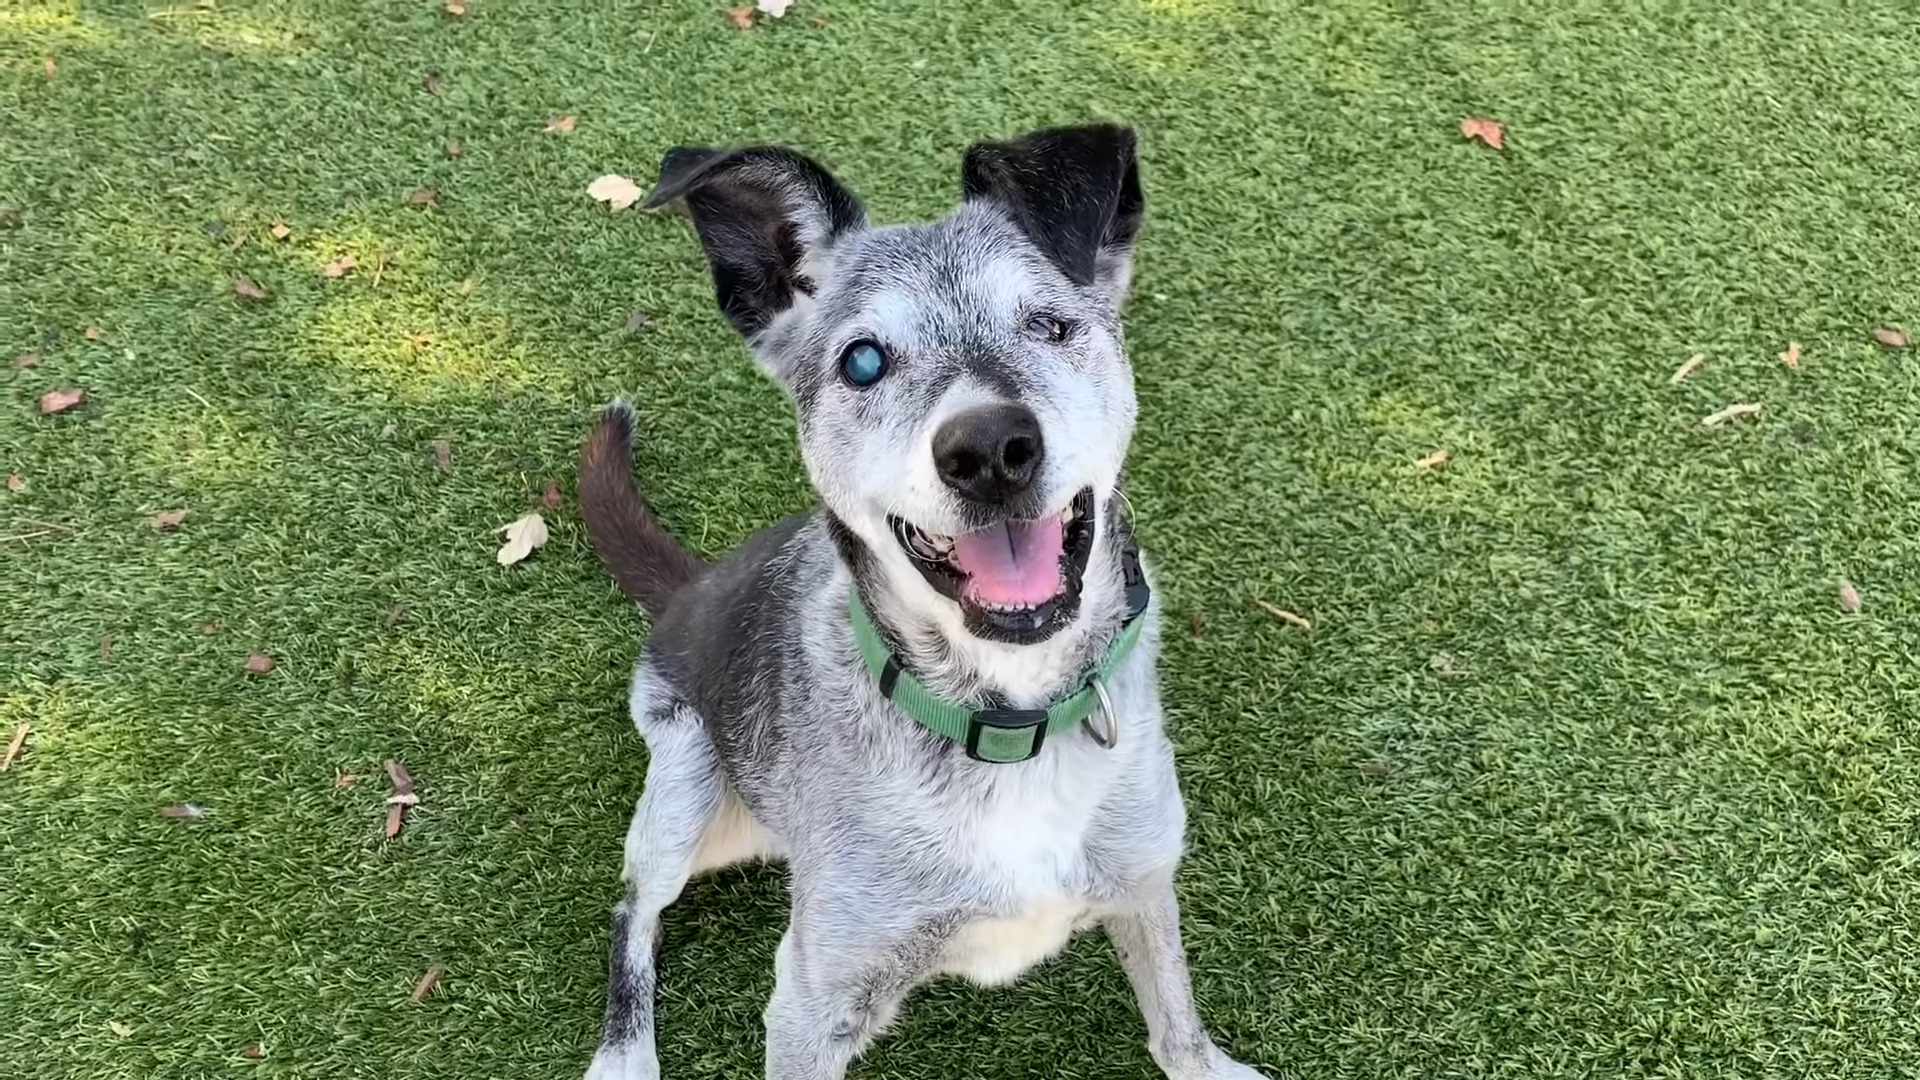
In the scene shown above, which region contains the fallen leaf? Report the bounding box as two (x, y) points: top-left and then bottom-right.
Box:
(84, 325), (102, 341)
(322, 253), (358, 278)
(42, 56), (56, 80)
(587, 173), (642, 211)
(1873, 327), (1909, 349)
(241, 1045), (265, 1060)
(1429, 651), (1467, 677)
(1, 723), (29, 771)
(151, 509), (188, 530)
(443, 138), (463, 159)
(410, 963), (446, 1003)
(6, 472), (22, 494)
(458, 275), (479, 295)
(1701, 402), (1763, 427)
(404, 331), (436, 351)
(386, 758), (416, 837)
(442, 0), (467, 16)
(407, 186), (440, 208)
(385, 602), (411, 625)
(726, 5), (755, 28)
(1460, 116), (1505, 149)
(496, 511), (549, 566)
(806, 15), (828, 27)
(99, 632), (114, 660)
(1670, 352), (1706, 384)
(624, 309), (653, 334)
(431, 439), (452, 474)
(1188, 610), (1206, 637)
(0, 208), (21, 229)
(158, 804), (206, 820)
(1780, 341), (1801, 369)
(39, 387), (86, 414)
(233, 278), (268, 302)
(200, 620), (221, 635)
(336, 772), (361, 787)
(12, 352), (40, 368)
(1252, 599), (1312, 631)
(544, 115), (577, 134)
(107, 1021), (133, 1038)
(757, 0), (791, 15)
(1415, 449), (1449, 469)
(270, 221), (291, 241)
(243, 651), (276, 675)
(423, 71), (441, 94)
(541, 482), (563, 509)
(1839, 580), (1862, 614)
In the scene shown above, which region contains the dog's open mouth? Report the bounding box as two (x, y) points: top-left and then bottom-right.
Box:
(888, 487), (1096, 643)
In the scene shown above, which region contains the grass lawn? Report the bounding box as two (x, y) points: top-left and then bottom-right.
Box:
(5, 0), (1920, 1076)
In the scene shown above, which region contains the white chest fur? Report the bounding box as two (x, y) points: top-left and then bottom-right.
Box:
(941, 895), (1097, 985)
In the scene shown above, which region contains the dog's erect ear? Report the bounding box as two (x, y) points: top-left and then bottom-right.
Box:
(961, 125), (1143, 303)
(643, 146), (865, 339)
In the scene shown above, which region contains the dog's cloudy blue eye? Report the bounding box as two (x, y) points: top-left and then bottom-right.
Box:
(1025, 314), (1070, 342)
(839, 341), (887, 388)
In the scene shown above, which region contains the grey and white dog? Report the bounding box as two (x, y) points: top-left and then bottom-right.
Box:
(576, 125), (1268, 1080)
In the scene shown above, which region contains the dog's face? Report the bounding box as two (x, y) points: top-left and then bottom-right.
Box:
(645, 127), (1143, 645)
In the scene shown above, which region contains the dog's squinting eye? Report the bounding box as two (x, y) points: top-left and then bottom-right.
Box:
(839, 340), (887, 388)
(1024, 314), (1071, 343)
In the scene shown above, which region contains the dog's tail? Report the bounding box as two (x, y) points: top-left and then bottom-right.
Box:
(578, 401), (704, 617)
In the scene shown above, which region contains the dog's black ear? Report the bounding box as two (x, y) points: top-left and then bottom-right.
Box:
(644, 146), (865, 338)
(961, 125), (1143, 301)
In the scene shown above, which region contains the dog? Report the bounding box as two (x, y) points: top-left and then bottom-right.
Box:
(576, 124), (1269, 1080)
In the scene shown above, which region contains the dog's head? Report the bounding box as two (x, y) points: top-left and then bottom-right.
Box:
(646, 126), (1143, 646)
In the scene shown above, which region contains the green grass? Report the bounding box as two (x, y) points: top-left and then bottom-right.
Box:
(4, 0), (1920, 1076)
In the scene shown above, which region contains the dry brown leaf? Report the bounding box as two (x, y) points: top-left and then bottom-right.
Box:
(1188, 610), (1206, 637)
(806, 14), (828, 27)
(241, 1045), (265, 1060)
(386, 758), (416, 837)
(458, 275), (479, 295)
(233, 278), (268, 302)
(200, 621), (221, 635)
(1701, 402), (1763, 427)
(410, 963), (446, 1003)
(1415, 449), (1449, 469)
(726, 5), (755, 28)
(6, 472), (22, 494)
(158, 804), (206, 820)
(404, 331), (436, 351)
(151, 509), (188, 531)
(99, 631), (114, 660)
(1780, 341), (1801, 369)
(336, 771), (361, 787)
(587, 173), (642, 211)
(1460, 116), (1505, 149)
(38, 387), (86, 414)
(541, 482), (563, 509)
(0, 208), (20, 229)
(322, 253), (358, 278)
(442, 0), (467, 16)
(431, 439), (452, 474)
(407, 186), (440, 208)
(42, 56), (56, 80)
(107, 1021), (133, 1038)
(1873, 327), (1909, 349)
(1670, 352), (1706, 384)
(496, 511), (549, 566)
(12, 352), (40, 369)
(1253, 599), (1312, 631)
(544, 115), (577, 135)
(442, 138), (463, 159)
(423, 71), (442, 95)
(84, 325), (102, 341)
(1839, 580), (1862, 614)
(757, 0), (791, 15)
(1, 723), (29, 771)
(269, 221), (291, 241)
(243, 651), (276, 675)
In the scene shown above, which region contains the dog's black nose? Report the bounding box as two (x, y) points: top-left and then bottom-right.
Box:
(933, 404), (1045, 504)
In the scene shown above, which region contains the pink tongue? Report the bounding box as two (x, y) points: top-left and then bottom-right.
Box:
(949, 516), (1066, 607)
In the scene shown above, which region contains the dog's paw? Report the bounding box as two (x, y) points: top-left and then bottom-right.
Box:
(583, 1045), (660, 1080)
(1207, 1060), (1272, 1080)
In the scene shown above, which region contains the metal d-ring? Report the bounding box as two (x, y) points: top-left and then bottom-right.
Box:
(1083, 676), (1120, 750)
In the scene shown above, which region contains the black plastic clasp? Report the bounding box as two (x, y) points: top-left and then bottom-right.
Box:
(1120, 545), (1151, 619)
(965, 708), (1049, 763)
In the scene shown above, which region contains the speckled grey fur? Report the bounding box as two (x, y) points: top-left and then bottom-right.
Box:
(583, 127), (1270, 1080)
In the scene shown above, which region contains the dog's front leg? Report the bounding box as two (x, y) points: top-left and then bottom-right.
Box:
(1107, 881), (1270, 1080)
(761, 911), (949, 1080)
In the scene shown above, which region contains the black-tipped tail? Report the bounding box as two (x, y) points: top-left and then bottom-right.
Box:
(578, 402), (703, 617)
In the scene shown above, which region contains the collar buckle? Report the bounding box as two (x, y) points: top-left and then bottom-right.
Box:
(965, 708), (1050, 763)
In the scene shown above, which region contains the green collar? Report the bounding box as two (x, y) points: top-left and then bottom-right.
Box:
(847, 546), (1151, 763)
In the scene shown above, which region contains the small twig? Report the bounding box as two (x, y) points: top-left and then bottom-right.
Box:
(1, 723), (29, 770)
(385, 758), (415, 837)
(15, 517), (74, 532)
(184, 387), (214, 409)
(409, 963), (445, 1003)
(1252, 599), (1312, 631)
(1701, 402), (1763, 427)
(0, 530), (58, 543)
(1669, 353), (1706, 384)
